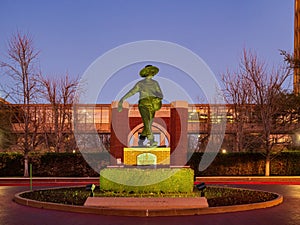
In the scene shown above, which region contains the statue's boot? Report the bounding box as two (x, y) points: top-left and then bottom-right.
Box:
(147, 134), (158, 147)
(138, 135), (146, 146)
(149, 140), (158, 147)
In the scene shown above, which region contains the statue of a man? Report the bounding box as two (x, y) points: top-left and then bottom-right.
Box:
(118, 65), (163, 147)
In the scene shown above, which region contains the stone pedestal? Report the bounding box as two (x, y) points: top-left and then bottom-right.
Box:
(124, 147), (170, 165)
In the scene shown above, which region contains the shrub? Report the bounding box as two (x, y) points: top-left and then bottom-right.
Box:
(188, 152), (300, 176)
(0, 152), (23, 176)
(31, 152), (109, 177)
(1, 151), (300, 177)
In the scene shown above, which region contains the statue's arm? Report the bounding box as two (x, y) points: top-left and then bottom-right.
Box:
(154, 82), (163, 99)
(118, 83), (139, 112)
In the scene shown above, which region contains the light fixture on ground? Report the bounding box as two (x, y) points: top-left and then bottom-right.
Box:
(195, 182), (206, 197)
(86, 184), (96, 197)
(221, 149), (227, 154)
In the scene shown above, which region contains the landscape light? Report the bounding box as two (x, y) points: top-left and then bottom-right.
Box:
(221, 149), (227, 154)
(86, 184), (96, 197)
(195, 182), (206, 191)
(195, 182), (206, 197)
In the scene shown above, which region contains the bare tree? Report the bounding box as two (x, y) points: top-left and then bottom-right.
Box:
(241, 49), (291, 176)
(222, 68), (253, 152)
(280, 50), (300, 69)
(38, 73), (79, 152)
(222, 49), (292, 175)
(0, 32), (41, 176)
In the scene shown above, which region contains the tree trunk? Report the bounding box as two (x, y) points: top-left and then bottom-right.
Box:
(24, 153), (29, 177)
(265, 154), (271, 176)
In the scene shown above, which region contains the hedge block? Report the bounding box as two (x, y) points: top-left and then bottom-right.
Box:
(99, 167), (194, 193)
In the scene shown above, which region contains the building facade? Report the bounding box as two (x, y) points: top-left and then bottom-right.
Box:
(2, 102), (297, 153)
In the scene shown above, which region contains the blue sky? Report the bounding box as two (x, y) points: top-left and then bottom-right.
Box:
(0, 0), (294, 103)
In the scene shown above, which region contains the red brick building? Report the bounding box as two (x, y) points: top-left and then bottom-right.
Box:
(3, 101), (296, 155)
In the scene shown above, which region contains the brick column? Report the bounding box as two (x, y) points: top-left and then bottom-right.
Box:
(110, 101), (130, 165)
(170, 101), (188, 166)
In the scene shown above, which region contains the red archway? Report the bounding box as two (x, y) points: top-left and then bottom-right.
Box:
(127, 122), (170, 147)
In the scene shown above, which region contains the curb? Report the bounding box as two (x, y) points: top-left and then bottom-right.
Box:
(196, 176), (300, 185)
(13, 188), (283, 217)
(1, 176), (300, 187)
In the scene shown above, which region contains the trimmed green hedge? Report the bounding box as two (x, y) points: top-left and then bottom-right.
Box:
(0, 152), (110, 177)
(188, 152), (300, 176)
(0, 153), (23, 176)
(0, 151), (300, 177)
(99, 168), (194, 193)
(30, 153), (106, 177)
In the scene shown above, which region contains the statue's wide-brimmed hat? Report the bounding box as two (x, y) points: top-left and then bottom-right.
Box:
(139, 65), (159, 77)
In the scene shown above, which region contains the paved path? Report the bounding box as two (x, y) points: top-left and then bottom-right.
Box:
(0, 184), (299, 225)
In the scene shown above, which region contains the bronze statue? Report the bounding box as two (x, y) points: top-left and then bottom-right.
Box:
(118, 65), (163, 147)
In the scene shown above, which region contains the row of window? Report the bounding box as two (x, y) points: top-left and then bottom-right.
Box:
(6, 104), (300, 125)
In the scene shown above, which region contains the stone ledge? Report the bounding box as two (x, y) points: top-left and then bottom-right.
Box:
(84, 197), (208, 209)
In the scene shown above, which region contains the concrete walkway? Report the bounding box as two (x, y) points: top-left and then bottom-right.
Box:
(1, 184), (299, 225)
(1, 176), (300, 186)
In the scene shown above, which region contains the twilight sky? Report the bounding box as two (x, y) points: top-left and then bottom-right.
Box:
(0, 0), (294, 103)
